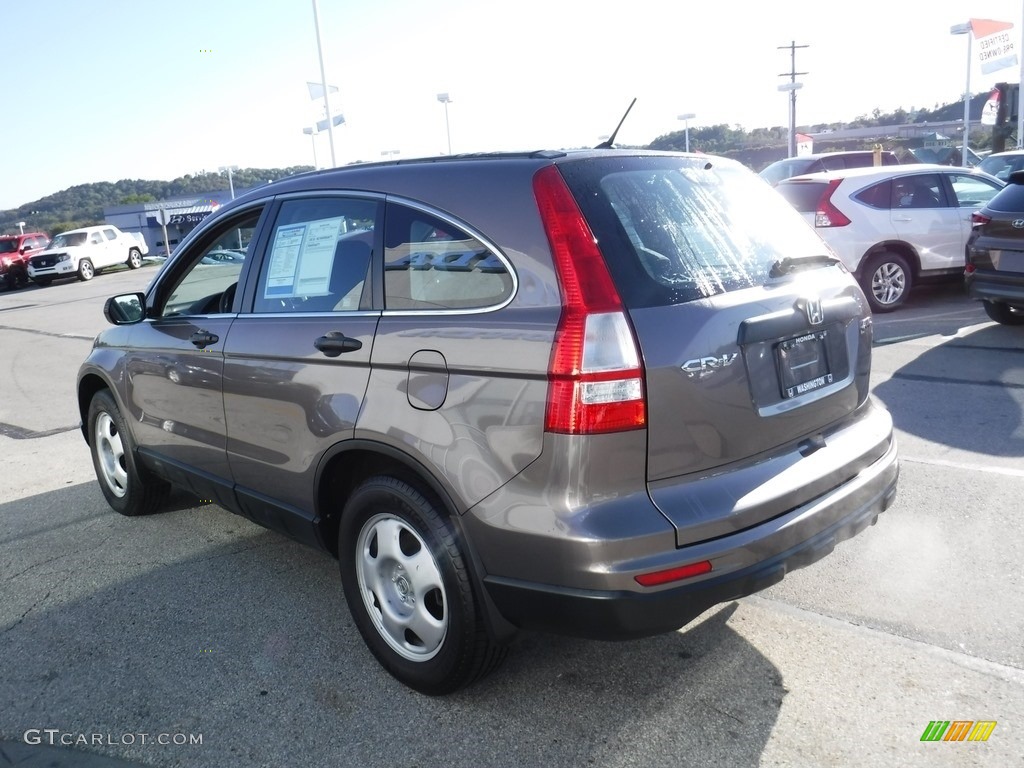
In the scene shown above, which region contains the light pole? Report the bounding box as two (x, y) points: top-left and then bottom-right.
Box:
(381, 149), (400, 161)
(677, 113), (696, 152)
(311, 0), (337, 167)
(951, 22), (973, 162)
(219, 165), (239, 199)
(778, 82), (803, 158)
(437, 93), (452, 155)
(303, 127), (319, 169)
(17, 221), (25, 235)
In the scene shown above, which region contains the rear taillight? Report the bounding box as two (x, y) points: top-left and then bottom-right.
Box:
(971, 211), (991, 228)
(814, 179), (851, 228)
(533, 165), (646, 434)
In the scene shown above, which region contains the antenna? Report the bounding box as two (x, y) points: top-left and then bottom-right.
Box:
(595, 98), (638, 149)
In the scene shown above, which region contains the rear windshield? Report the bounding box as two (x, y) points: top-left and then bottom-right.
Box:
(776, 181), (830, 213)
(986, 181), (1024, 212)
(560, 156), (830, 308)
(758, 158), (814, 185)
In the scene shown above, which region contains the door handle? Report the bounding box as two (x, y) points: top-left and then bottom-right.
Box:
(314, 331), (363, 357)
(190, 331), (219, 349)
(892, 215), (913, 222)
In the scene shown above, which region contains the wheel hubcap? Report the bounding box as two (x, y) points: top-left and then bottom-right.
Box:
(355, 513), (447, 662)
(871, 262), (905, 306)
(95, 412), (128, 498)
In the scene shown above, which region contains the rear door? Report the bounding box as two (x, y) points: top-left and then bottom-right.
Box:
(888, 172), (962, 271)
(221, 195), (381, 533)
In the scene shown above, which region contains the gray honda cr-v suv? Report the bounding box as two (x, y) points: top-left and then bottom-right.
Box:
(78, 150), (899, 694)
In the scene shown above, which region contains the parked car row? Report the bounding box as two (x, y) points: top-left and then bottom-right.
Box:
(0, 225), (150, 290)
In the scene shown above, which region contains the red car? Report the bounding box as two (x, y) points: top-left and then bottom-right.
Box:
(0, 232), (49, 290)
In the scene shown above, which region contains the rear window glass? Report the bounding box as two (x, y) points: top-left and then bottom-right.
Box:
(853, 180), (891, 209)
(561, 157), (829, 308)
(986, 181), (1024, 212)
(776, 181), (829, 212)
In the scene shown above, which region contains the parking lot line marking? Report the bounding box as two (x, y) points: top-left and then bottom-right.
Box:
(0, 422), (79, 440)
(901, 455), (1024, 478)
(0, 324), (92, 340)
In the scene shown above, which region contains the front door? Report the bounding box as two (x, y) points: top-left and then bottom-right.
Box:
(124, 206), (266, 505)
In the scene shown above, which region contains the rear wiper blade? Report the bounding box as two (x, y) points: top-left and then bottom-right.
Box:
(770, 254), (841, 277)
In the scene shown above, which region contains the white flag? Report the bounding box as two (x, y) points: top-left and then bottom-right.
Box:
(307, 81), (339, 100)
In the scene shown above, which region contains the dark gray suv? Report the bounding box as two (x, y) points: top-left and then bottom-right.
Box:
(78, 150), (899, 694)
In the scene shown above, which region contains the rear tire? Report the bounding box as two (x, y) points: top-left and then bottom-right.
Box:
(127, 248), (142, 269)
(87, 389), (170, 516)
(860, 251), (912, 312)
(78, 258), (95, 281)
(338, 475), (506, 695)
(982, 300), (1024, 325)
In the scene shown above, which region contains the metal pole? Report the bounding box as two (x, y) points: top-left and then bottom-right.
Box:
(963, 32), (972, 162)
(227, 167), (235, 200)
(312, 0), (337, 167)
(1018, 5), (1024, 148)
(789, 89), (797, 158)
(444, 101), (452, 155)
(685, 120), (690, 153)
(311, 132), (319, 169)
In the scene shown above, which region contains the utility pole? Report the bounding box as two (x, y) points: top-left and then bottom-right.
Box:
(778, 41), (809, 158)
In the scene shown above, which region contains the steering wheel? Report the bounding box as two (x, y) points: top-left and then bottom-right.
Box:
(218, 283), (237, 313)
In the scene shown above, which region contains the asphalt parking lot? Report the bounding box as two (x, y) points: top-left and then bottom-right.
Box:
(1, 271), (1022, 768)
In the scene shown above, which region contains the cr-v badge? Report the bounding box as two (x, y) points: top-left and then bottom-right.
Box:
(681, 353), (738, 377)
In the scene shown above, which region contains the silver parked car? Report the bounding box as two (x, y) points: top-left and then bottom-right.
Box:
(78, 150), (899, 694)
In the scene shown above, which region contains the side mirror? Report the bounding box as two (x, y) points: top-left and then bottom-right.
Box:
(104, 292), (147, 325)
(20, 245), (31, 254)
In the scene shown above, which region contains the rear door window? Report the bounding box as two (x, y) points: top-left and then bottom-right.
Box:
(854, 180), (892, 209)
(560, 157), (828, 308)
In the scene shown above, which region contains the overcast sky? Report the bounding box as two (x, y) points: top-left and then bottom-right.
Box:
(2, 0), (1022, 209)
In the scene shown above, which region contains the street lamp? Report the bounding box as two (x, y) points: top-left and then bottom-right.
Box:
(677, 113), (696, 152)
(951, 22), (973, 163)
(17, 221), (26, 235)
(219, 165), (239, 199)
(778, 82), (803, 158)
(381, 149), (400, 161)
(303, 127), (319, 169)
(437, 93), (452, 155)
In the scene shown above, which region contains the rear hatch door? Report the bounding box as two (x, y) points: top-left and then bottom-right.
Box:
(560, 156), (877, 544)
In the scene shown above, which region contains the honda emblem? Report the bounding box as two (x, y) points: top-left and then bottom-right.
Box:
(804, 297), (824, 325)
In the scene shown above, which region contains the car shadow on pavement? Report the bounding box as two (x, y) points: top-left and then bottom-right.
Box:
(1, 482), (784, 768)
(873, 323), (1024, 457)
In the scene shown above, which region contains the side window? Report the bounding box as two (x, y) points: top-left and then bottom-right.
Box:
(948, 174), (1002, 208)
(160, 209), (262, 317)
(854, 180), (892, 209)
(253, 197), (378, 314)
(383, 204), (513, 310)
(892, 174), (946, 209)
(820, 156), (848, 171)
(89, 232), (104, 245)
(103, 228), (118, 241)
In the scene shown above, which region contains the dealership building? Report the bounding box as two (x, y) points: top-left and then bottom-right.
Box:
(103, 185), (266, 256)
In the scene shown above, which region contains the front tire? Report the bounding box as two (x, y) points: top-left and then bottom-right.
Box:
(860, 251), (912, 312)
(982, 300), (1024, 325)
(88, 390), (170, 516)
(338, 476), (506, 695)
(127, 248), (142, 269)
(78, 258), (94, 281)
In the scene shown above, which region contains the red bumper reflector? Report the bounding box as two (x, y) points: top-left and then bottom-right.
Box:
(635, 560), (713, 587)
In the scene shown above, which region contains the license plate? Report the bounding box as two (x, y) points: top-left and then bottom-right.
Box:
(778, 330), (832, 399)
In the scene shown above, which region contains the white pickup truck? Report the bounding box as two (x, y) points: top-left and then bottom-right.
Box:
(27, 225), (148, 285)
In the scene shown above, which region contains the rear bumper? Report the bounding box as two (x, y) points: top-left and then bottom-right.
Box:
(966, 269), (1024, 307)
(474, 422), (899, 640)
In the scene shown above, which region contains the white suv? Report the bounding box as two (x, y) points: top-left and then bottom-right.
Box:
(27, 225), (147, 285)
(777, 164), (1003, 311)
